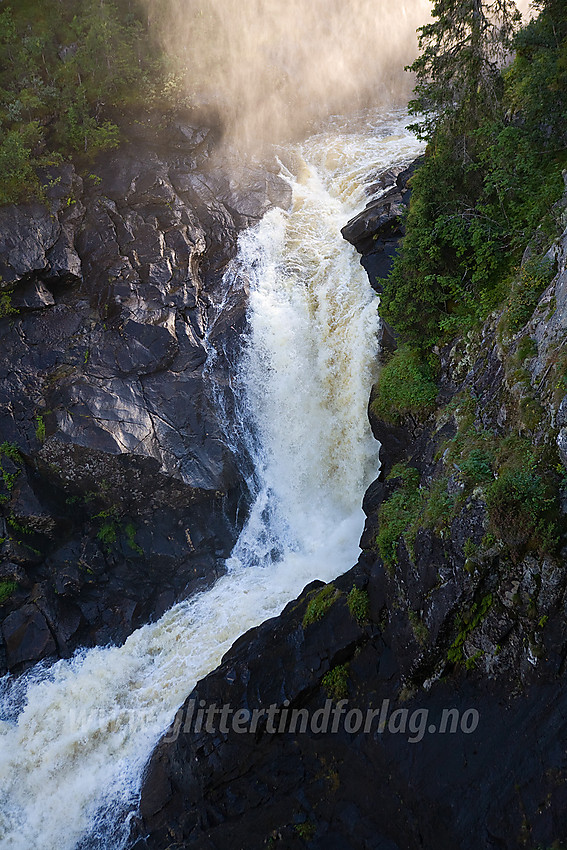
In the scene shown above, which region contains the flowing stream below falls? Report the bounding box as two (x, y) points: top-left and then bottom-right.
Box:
(0, 110), (423, 850)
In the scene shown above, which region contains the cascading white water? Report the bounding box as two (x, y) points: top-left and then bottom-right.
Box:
(0, 110), (423, 850)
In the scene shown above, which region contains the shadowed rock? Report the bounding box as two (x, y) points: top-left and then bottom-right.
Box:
(0, 118), (290, 673)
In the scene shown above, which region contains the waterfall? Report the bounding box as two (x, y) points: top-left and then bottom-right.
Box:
(0, 110), (423, 850)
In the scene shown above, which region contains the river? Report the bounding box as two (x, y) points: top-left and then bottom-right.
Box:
(0, 109), (423, 849)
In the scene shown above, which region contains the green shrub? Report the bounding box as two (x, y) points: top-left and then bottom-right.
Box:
(295, 822), (316, 841)
(0, 1), (175, 203)
(387, 463), (420, 486)
(34, 415), (46, 443)
(408, 609), (429, 646)
(0, 580), (18, 604)
(485, 465), (553, 557)
(377, 467), (423, 570)
(347, 587), (369, 626)
(515, 335), (537, 363)
(125, 522), (143, 556)
(0, 124), (43, 205)
(377, 464), (458, 566)
(504, 258), (555, 334)
(463, 537), (478, 559)
(519, 396), (545, 431)
(321, 664), (349, 701)
(380, 0), (566, 351)
(422, 475), (456, 533)
(375, 383), (564, 565)
(447, 594), (493, 665)
(303, 584), (339, 628)
(371, 346), (437, 425)
(460, 448), (494, 485)
(0, 292), (19, 319)
(0, 442), (22, 496)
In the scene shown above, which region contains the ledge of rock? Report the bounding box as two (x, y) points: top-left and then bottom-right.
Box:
(341, 158), (422, 292)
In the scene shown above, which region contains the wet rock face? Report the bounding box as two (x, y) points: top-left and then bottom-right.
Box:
(0, 117), (291, 674)
(341, 159), (422, 293)
(133, 561), (567, 850)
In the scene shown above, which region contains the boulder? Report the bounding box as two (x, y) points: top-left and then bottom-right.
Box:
(2, 604), (56, 668)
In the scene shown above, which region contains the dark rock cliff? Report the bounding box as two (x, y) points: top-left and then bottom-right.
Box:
(0, 114), (290, 674)
(132, 170), (567, 850)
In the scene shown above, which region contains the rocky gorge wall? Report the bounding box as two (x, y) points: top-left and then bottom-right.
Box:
(0, 114), (290, 674)
(132, 170), (567, 850)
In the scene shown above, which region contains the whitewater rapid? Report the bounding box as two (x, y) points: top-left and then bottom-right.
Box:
(0, 110), (423, 849)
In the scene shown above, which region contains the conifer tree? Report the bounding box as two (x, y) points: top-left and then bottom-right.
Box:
(407, 0), (521, 140)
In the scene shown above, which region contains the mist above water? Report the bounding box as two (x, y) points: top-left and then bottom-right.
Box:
(145, 0), (432, 149)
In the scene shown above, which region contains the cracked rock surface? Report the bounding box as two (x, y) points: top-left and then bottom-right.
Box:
(0, 114), (290, 673)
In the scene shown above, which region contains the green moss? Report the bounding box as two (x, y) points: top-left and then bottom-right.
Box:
(515, 335), (538, 363)
(347, 587), (369, 626)
(504, 258), (555, 335)
(97, 522), (117, 546)
(508, 365), (532, 388)
(302, 584), (339, 628)
(371, 346), (438, 425)
(295, 822), (316, 842)
(546, 295), (557, 319)
(0, 292), (18, 319)
(519, 396), (545, 431)
(0, 580), (18, 604)
(447, 594), (493, 665)
(35, 415), (46, 443)
(551, 348), (567, 405)
(376, 470), (423, 570)
(0, 441), (22, 495)
(463, 538), (478, 559)
(94, 506), (120, 550)
(408, 609), (429, 646)
(321, 664), (349, 701)
(465, 650), (485, 670)
(0, 443), (22, 465)
(125, 522), (143, 556)
(7, 514), (32, 536)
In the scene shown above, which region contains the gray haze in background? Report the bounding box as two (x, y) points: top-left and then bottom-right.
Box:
(145, 0), (432, 150)
(144, 0), (533, 152)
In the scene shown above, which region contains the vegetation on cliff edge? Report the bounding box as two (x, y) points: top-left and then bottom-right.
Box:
(0, 0), (183, 204)
(380, 0), (567, 350)
(374, 0), (567, 568)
